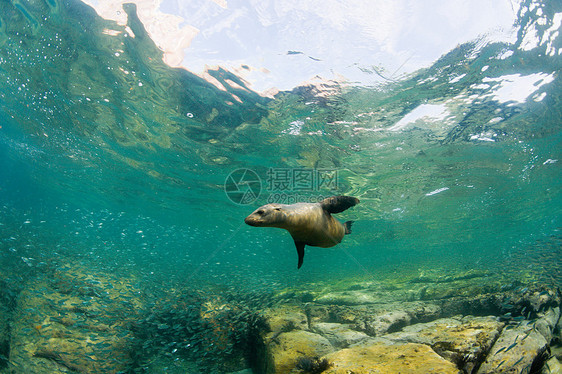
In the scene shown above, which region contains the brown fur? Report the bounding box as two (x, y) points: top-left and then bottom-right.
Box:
(245, 196), (359, 268)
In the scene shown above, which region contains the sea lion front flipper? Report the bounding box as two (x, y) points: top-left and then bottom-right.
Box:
(344, 221), (354, 235)
(320, 196), (360, 214)
(294, 241), (305, 269)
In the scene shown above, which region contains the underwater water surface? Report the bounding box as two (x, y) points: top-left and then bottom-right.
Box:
(0, 0), (561, 372)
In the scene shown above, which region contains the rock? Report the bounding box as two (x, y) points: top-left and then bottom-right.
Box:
(311, 268), (501, 306)
(262, 330), (334, 374)
(314, 290), (380, 305)
(361, 310), (412, 336)
(409, 269), (489, 284)
(8, 265), (142, 373)
(528, 289), (560, 312)
(312, 322), (370, 348)
(478, 322), (548, 374)
(317, 302), (440, 329)
(553, 345), (562, 361)
(350, 302), (441, 336)
(534, 307), (560, 342)
(438, 293), (509, 318)
(382, 315), (503, 373)
(477, 307), (560, 373)
(274, 289), (318, 303)
(323, 341), (460, 374)
(543, 356), (562, 374)
(304, 304), (333, 325)
(254, 280), (561, 373)
(262, 305), (308, 333)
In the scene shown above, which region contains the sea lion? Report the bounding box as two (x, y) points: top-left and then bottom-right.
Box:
(244, 196), (359, 269)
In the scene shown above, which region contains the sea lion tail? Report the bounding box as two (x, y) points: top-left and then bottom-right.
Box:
(320, 196), (360, 214)
(344, 221), (354, 235)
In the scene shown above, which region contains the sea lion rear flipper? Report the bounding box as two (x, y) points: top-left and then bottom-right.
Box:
(320, 196), (360, 214)
(295, 241), (305, 269)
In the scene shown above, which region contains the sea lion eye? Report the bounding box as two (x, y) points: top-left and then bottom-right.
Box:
(257, 209), (264, 215)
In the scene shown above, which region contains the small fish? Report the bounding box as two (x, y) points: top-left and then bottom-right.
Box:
(521, 329), (533, 341)
(496, 359), (506, 369)
(494, 346), (506, 355)
(504, 341), (517, 353)
(513, 356), (525, 366)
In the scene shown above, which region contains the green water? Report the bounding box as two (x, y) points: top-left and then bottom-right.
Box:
(0, 0), (561, 371)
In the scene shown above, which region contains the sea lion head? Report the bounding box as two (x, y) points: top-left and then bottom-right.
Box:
(244, 204), (288, 228)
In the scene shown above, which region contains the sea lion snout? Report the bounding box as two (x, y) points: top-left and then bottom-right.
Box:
(244, 206), (266, 226)
(244, 214), (260, 226)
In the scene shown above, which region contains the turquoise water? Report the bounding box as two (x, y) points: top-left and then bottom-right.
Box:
(0, 0), (561, 372)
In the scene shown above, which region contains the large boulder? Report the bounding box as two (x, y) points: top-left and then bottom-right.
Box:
(383, 315), (504, 373)
(534, 307), (560, 342)
(262, 330), (334, 374)
(324, 341), (460, 374)
(478, 322), (548, 374)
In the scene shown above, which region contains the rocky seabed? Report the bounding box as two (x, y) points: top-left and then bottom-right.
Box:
(256, 285), (562, 374)
(0, 265), (561, 374)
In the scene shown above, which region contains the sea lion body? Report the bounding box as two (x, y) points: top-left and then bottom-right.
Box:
(245, 196), (359, 268)
(269, 202), (346, 247)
